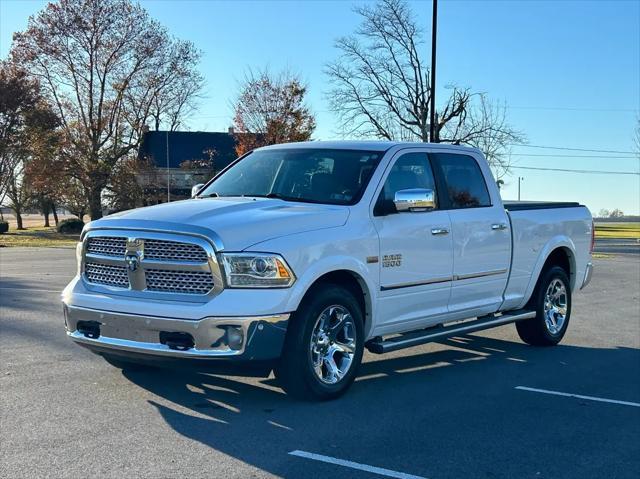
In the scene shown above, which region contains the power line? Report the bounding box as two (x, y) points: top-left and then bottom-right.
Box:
(511, 166), (640, 176)
(507, 105), (638, 113)
(511, 154), (639, 159)
(510, 144), (637, 154)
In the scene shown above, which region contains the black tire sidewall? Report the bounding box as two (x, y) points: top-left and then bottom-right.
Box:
(288, 285), (365, 399)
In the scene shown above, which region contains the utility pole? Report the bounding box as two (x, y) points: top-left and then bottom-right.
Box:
(518, 176), (524, 201)
(166, 131), (170, 203)
(429, 0), (438, 143)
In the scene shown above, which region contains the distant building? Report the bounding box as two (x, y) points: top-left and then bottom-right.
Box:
(137, 130), (240, 203)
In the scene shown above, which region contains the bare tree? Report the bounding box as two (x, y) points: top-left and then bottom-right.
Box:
(442, 95), (525, 179)
(232, 68), (316, 155)
(149, 42), (205, 132)
(10, 0), (203, 219)
(326, 0), (524, 174)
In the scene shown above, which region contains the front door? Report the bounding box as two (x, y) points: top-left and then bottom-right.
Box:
(371, 151), (453, 334)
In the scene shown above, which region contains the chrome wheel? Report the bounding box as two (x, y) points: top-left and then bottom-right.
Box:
(544, 278), (568, 335)
(309, 305), (357, 385)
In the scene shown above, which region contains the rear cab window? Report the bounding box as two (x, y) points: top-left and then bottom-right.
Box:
(431, 153), (491, 209)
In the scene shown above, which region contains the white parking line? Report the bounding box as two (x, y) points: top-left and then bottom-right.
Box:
(289, 450), (427, 479)
(516, 386), (640, 408)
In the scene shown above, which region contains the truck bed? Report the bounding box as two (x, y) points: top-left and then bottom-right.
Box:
(504, 201), (582, 211)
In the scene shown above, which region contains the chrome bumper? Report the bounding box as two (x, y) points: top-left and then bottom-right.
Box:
(63, 304), (289, 360)
(581, 262), (593, 290)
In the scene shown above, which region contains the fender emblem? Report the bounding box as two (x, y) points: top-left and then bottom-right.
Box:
(382, 254), (402, 268)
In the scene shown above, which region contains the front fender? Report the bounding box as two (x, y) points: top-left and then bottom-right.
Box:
(245, 223), (381, 337)
(284, 255), (378, 331)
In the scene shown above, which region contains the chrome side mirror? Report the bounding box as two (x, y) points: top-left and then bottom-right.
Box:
(191, 183), (205, 198)
(394, 188), (436, 212)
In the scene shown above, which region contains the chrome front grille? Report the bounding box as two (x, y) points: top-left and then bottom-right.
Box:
(145, 269), (215, 294)
(87, 237), (126, 257)
(85, 262), (130, 288)
(82, 231), (221, 299)
(143, 239), (208, 262)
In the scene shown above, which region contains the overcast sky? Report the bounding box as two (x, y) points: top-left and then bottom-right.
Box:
(1, 0), (639, 214)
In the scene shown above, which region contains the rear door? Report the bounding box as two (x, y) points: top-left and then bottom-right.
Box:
(431, 152), (511, 317)
(371, 150), (453, 333)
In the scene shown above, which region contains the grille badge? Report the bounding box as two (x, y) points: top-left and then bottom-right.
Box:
(125, 254), (140, 272)
(125, 237), (145, 289)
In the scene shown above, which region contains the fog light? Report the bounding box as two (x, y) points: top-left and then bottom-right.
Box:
(226, 326), (244, 351)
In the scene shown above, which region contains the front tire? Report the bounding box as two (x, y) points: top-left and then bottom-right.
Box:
(274, 284), (364, 401)
(516, 266), (572, 346)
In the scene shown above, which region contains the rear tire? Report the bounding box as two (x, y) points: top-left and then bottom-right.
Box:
(516, 266), (571, 346)
(274, 284), (364, 401)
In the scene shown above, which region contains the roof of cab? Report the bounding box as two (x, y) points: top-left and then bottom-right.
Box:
(256, 140), (482, 155)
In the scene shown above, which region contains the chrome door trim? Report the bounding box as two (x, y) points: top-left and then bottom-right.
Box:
(454, 268), (508, 281)
(380, 276), (453, 291)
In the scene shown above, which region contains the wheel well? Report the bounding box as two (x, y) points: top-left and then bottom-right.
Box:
(305, 270), (372, 334)
(542, 247), (574, 287)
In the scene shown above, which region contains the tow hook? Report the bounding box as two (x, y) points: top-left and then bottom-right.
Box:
(159, 332), (195, 351)
(76, 320), (101, 339)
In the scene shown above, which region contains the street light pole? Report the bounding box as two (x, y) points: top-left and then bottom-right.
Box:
(518, 176), (524, 201)
(429, 0), (438, 143)
(166, 131), (170, 203)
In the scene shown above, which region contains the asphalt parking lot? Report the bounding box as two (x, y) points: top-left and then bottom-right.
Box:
(1, 247), (639, 479)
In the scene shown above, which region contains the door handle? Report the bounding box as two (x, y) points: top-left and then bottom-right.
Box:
(431, 228), (450, 235)
(491, 223), (508, 230)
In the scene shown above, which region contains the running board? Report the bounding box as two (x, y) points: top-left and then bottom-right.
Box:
(365, 309), (536, 354)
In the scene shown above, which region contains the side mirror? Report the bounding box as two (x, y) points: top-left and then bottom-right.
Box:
(394, 188), (436, 212)
(191, 183), (205, 198)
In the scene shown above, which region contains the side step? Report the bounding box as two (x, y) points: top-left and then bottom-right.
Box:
(365, 309), (536, 354)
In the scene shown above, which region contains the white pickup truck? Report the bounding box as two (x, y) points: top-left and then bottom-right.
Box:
(62, 141), (593, 400)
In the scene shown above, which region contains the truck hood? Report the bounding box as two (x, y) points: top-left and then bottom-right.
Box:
(87, 197), (350, 251)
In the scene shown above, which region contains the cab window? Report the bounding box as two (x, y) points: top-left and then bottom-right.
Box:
(432, 153), (491, 209)
(375, 153), (438, 215)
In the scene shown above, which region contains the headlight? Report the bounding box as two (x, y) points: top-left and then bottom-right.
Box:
(220, 253), (295, 288)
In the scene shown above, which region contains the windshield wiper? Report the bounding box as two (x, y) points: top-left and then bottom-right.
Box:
(247, 193), (311, 203)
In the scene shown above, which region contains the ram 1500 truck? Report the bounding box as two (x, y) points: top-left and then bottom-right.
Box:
(62, 142), (594, 400)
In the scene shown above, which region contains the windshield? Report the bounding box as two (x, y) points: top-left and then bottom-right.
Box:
(199, 148), (384, 205)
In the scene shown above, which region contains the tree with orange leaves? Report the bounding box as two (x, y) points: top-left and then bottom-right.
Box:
(232, 69), (316, 156)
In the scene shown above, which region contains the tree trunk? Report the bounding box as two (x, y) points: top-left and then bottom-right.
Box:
(52, 203), (59, 225)
(15, 210), (24, 230)
(43, 200), (51, 227)
(88, 185), (103, 220)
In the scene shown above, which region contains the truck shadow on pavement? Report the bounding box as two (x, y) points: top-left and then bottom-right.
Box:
(123, 335), (640, 478)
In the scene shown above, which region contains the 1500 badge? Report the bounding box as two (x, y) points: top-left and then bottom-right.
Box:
(382, 254), (402, 268)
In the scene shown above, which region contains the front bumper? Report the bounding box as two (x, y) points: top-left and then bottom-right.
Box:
(63, 304), (289, 366)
